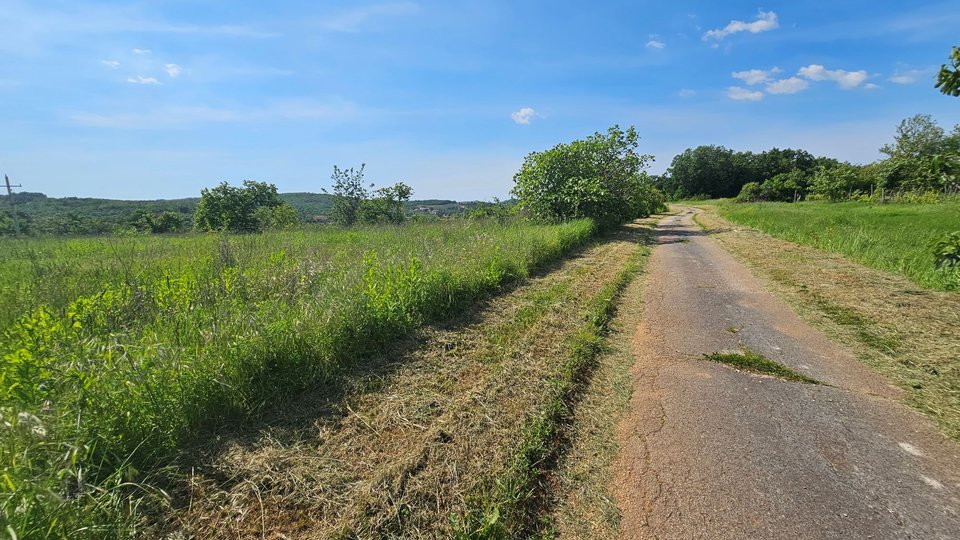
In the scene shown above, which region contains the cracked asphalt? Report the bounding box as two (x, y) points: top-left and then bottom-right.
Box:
(613, 208), (960, 539)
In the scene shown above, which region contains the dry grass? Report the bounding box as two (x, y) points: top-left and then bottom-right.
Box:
(693, 205), (960, 441)
(547, 262), (650, 539)
(157, 224), (652, 538)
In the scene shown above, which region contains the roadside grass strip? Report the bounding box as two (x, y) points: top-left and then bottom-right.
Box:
(456, 248), (648, 539)
(704, 349), (821, 385)
(0, 219), (597, 540)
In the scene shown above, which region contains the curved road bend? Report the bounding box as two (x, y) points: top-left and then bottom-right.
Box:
(614, 207), (960, 539)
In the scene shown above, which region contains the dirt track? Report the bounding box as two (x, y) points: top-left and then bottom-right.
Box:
(614, 208), (960, 539)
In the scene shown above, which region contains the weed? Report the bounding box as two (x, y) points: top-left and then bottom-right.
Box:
(704, 349), (821, 384)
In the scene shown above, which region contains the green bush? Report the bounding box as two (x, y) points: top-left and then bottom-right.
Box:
(933, 231), (960, 269)
(511, 125), (663, 227)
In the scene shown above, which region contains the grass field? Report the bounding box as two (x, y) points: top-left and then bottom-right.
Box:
(0, 219), (595, 539)
(714, 200), (960, 291)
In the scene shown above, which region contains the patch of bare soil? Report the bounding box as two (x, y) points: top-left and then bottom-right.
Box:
(694, 205), (960, 441)
(159, 224), (651, 539)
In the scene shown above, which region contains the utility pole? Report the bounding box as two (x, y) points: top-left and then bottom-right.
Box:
(4, 174), (21, 237)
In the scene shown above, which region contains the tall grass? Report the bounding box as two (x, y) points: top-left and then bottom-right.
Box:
(0, 219), (595, 539)
(717, 201), (960, 291)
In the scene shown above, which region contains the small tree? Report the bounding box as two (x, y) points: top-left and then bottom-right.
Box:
(329, 165), (368, 226)
(194, 180), (294, 233)
(359, 182), (413, 224)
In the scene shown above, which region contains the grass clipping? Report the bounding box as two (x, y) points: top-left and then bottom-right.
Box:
(704, 350), (820, 385)
(455, 249), (647, 538)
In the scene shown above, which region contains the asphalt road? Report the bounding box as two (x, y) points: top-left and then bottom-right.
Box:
(614, 208), (960, 539)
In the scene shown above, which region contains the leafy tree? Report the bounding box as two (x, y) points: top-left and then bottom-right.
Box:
(359, 182), (413, 225)
(936, 46), (960, 97)
(664, 145), (739, 199)
(808, 163), (864, 201)
(194, 180), (294, 233)
(880, 114), (958, 192)
(512, 125), (661, 226)
(328, 165), (369, 226)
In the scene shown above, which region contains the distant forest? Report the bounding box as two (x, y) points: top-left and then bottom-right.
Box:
(0, 191), (479, 236)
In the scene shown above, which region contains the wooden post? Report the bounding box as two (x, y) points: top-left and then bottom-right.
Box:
(4, 174), (21, 237)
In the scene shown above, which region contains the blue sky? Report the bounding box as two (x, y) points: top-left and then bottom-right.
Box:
(1, 1), (958, 201)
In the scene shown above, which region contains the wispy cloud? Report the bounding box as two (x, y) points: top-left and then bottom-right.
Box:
(798, 64), (868, 89)
(133, 48), (152, 55)
(646, 39), (666, 49)
(888, 69), (926, 84)
(766, 77), (809, 95)
(101, 60), (120, 69)
(127, 75), (159, 85)
(677, 89), (696, 97)
(70, 99), (360, 129)
(319, 2), (419, 32)
(727, 86), (764, 101)
(704, 10), (778, 41)
(165, 64), (182, 78)
(731, 67), (781, 85)
(510, 107), (538, 125)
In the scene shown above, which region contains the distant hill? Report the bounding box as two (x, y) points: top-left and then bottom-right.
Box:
(0, 191), (480, 236)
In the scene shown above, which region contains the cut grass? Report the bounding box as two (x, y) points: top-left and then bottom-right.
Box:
(457, 239), (650, 538)
(158, 222), (653, 538)
(704, 349), (821, 385)
(715, 200), (960, 291)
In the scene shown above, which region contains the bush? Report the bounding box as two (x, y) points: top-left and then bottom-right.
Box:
(735, 182), (763, 202)
(933, 231), (960, 269)
(511, 125), (662, 227)
(194, 180), (297, 233)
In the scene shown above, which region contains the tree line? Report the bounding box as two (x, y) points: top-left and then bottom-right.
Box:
(655, 114), (960, 203)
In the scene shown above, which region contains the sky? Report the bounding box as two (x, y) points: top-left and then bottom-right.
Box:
(1, 1), (958, 201)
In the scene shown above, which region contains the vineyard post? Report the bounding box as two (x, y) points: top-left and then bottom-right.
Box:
(5, 174), (22, 237)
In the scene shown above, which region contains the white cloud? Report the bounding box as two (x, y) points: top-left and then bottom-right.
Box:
(70, 99), (360, 129)
(646, 39), (666, 49)
(101, 60), (120, 69)
(889, 69), (925, 84)
(677, 89), (696, 97)
(727, 86), (764, 101)
(133, 48), (151, 55)
(864, 83), (880, 90)
(127, 75), (159, 85)
(319, 2), (419, 32)
(798, 64), (868, 89)
(165, 63), (182, 77)
(765, 77), (809, 95)
(510, 107), (538, 125)
(731, 67), (781, 85)
(704, 10), (779, 40)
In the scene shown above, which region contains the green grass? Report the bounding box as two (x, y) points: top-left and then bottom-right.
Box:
(716, 200), (960, 291)
(0, 219), (596, 539)
(704, 350), (820, 384)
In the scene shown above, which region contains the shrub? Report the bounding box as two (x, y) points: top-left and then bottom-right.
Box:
(511, 125), (661, 227)
(194, 180), (296, 233)
(933, 231), (960, 269)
